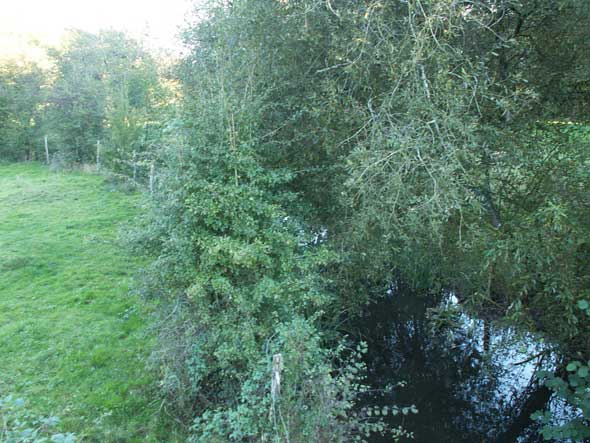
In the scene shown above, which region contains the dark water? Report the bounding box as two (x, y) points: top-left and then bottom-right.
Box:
(352, 284), (552, 443)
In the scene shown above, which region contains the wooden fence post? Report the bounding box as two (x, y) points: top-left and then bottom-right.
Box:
(96, 140), (101, 171)
(44, 135), (49, 164)
(149, 163), (155, 194)
(132, 150), (137, 183)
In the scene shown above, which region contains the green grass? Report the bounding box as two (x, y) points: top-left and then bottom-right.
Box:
(0, 163), (180, 442)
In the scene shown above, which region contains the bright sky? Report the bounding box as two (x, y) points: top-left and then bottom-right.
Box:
(0, 0), (195, 59)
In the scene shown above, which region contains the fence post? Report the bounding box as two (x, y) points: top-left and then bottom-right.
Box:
(132, 150), (137, 183)
(149, 163), (155, 194)
(96, 140), (101, 171)
(44, 135), (49, 164)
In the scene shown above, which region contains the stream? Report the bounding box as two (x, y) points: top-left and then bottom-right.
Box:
(353, 282), (560, 443)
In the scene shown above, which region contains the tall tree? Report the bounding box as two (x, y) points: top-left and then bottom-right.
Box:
(46, 30), (166, 169)
(0, 60), (46, 161)
(133, 0), (590, 439)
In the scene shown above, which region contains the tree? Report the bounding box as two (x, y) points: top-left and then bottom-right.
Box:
(132, 0), (590, 439)
(46, 31), (108, 163)
(0, 59), (46, 161)
(46, 30), (168, 169)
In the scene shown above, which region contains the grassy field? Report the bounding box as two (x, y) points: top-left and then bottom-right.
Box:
(0, 163), (178, 442)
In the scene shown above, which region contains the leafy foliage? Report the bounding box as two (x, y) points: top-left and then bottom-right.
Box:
(0, 395), (75, 443)
(534, 360), (590, 441)
(0, 61), (46, 161)
(126, 1), (411, 440)
(129, 0), (590, 439)
(46, 30), (169, 170)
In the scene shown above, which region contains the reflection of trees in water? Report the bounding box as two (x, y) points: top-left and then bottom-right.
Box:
(353, 283), (549, 443)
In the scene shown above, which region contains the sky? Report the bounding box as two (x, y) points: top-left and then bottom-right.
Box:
(0, 0), (194, 59)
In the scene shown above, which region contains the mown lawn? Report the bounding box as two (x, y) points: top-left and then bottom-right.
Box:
(0, 163), (178, 442)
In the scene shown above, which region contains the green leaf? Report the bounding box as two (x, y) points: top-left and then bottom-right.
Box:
(577, 300), (589, 310)
(567, 362), (578, 372)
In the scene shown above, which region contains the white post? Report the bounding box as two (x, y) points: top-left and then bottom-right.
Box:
(149, 163), (155, 194)
(96, 140), (101, 171)
(269, 353), (283, 421)
(44, 135), (49, 164)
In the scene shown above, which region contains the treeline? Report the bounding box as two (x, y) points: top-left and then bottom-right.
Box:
(0, 30), (172, 180)
(3, 0), (590, 441)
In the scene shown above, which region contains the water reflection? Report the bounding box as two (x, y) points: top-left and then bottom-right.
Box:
(352, 283), (551, 443)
